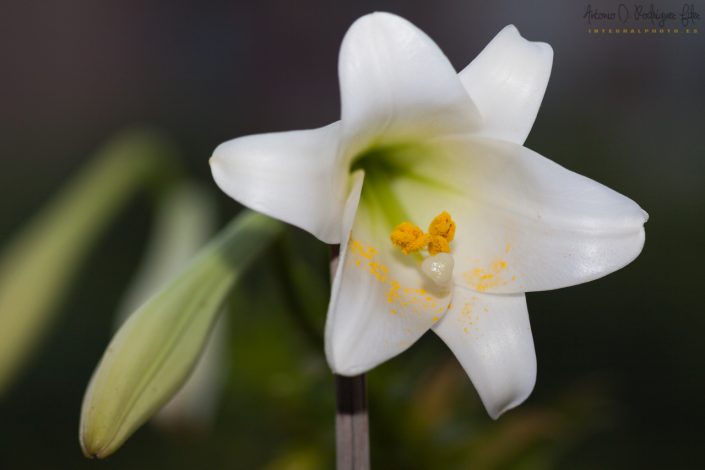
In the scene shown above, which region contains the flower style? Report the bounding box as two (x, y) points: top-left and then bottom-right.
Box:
(210, 12), (647, 418)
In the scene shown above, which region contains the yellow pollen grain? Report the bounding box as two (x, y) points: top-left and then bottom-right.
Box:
(350, 239), (445, 317)
(463, 258), (511, 292)
(350, 239), (377, 259)
(368, 261), (388, 282)
(491, 260), (507, 271)
(387, 280), (401, 303)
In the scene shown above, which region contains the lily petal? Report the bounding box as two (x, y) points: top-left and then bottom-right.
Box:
(387, 136), (647, 293)
(459, 25), (553, 145)
(433, 286), (535, 419)
(325, 171), (452, 375)
(210, 122), (346, 244)
(338, 12), (480, 155)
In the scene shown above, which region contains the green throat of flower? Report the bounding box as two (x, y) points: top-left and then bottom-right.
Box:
(349, 142), (457, 287)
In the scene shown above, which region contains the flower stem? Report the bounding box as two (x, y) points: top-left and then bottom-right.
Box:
(335, 374), (370, 470)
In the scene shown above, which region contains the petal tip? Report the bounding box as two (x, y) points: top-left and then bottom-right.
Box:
(326, 352), (373, 377)
(500, 24), (520, 35)
(325, 326), (377, 377)
(208, 142), (229, 172)
(486, 402), (514, 420)
(497, 24), (554, 58)
(79, 418), (115, 460)
(534, 40), (554, 59)
(343, 11), (414, 46)
(358, 10), (404, 24)
(481, 368), (537, 420)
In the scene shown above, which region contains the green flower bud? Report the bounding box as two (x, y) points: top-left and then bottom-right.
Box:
(80, 211), (282, 458)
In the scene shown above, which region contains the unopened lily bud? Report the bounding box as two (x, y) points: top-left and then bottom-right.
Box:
(80, 211), (282, 458)
(114, 182), (226, 430)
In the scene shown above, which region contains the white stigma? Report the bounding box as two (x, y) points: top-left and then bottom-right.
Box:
(421, 253), (454, 287)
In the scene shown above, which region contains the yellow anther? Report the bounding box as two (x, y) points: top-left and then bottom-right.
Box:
(428, 235), (450, 255)
(391, 211), (456, 256)
(390, 222), (428, 254)
(429, 211), (456, 242)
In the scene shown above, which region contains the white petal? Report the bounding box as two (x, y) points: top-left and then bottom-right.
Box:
(338, 12), (479, 155)
(325, 172), (452, 375)
(459, 25), (553, 144)
(384, 136), (647, 293)
(210, 122), (346, 244)
(433, 286), (535, 419)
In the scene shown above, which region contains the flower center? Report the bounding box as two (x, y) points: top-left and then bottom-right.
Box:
(390, 211), (456, 286)
(350, 143), (456, 286)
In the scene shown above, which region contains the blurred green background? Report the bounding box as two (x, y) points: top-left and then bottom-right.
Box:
(1, 0), (703, 469)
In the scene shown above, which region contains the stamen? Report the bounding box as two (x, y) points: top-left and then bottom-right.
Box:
(390, 211), (457, 256)
(390, 222), (428, 254)
(427, 235), (450, 255)
(428, 211), (455, 242)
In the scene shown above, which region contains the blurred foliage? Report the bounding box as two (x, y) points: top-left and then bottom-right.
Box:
(0, 131), (177, 395)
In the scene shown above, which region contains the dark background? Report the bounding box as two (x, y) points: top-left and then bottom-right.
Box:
(1, 1), (704, 468)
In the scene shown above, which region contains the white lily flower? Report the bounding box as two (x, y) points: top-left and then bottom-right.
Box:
(210, 12), (647, 418)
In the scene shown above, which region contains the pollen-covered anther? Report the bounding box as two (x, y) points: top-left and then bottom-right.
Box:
(390, 222), (428, 254)
(428, 235), (450, 255)
(429, 211), (456, 242)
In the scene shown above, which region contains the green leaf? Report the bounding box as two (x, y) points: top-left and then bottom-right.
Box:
(80, 210), (283, 459)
